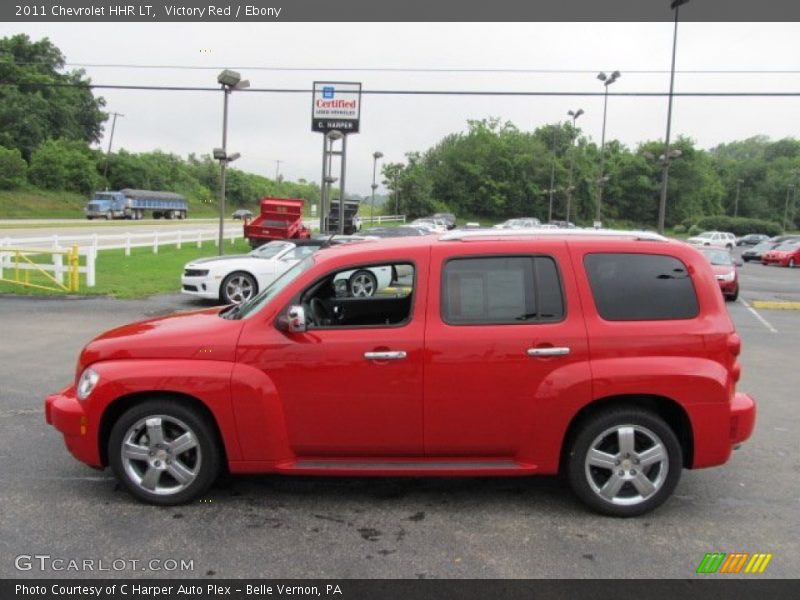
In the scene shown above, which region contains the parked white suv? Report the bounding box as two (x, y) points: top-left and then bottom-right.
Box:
(686, 231), (736, 250)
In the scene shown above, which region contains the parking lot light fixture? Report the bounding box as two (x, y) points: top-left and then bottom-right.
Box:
(371, 151), (384, 222)
(566, 109), (584, 223)
(596, 71), (621, 224)
(217, 69), (249, 255)
(657, 0), (690, 234)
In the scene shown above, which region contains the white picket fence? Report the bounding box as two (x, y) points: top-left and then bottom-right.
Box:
(361, 215), (407, 225)
(0, 227), (243, 290)
(0, 246), (95, 288)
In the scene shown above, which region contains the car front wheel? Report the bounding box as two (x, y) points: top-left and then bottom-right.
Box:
(220, 271), (257, 304)
(566, 408), (682, 517)
(108, 399), (220, 505)
(348, 270), (378, 297)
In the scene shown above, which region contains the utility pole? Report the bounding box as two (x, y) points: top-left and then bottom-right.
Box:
(102, 112), (124, 183)
(734, 178), (743, 217)
(548, 125), (557, 223)
(275, 160), (282, 181)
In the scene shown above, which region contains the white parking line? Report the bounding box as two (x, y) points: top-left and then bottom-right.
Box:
(738, 298), (778, 333)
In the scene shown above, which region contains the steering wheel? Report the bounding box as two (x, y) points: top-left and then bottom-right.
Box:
(309, 297), (329, 325)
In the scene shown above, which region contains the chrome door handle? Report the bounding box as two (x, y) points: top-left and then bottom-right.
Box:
(364, 351), (407, 361)
(527, 347), (571, 357)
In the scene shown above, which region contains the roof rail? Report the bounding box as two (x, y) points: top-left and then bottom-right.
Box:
(439, 228), (668, 242)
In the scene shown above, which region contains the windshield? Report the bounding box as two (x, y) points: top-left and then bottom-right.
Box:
(236, 255), (316, 319)
(701, 249), (732, 266)
(93, 193), (116, 200)
(775, 240), (800, 251)
(249, 241), (291, 259)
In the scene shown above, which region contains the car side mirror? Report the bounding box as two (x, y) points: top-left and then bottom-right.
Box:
(277, 305), (307, 333)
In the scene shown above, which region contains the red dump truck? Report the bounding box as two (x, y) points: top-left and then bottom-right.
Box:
(244, 197), (311, 248)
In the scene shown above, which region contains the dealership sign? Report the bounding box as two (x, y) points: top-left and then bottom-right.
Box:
(312, 82), (362, 133)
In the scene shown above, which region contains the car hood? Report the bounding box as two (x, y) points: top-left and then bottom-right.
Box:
(77, 309), (244, 374)
(186, 254), (252, 266)
(710, 265), (735, 276)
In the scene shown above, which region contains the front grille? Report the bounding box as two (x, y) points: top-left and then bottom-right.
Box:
(184, 269), (208, 277)
(182, 284), (198, 292)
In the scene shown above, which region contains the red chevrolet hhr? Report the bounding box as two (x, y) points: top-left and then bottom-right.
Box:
(46, 230), (756, 517)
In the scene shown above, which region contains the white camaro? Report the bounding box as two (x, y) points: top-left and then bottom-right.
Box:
(181, 239), (392, 305)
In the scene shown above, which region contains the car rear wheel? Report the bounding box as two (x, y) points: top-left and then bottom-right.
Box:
(108, 399), (220, 505)
(790, 258), (796, 268)
(221, 271), (257, 305)
(566, 408), (682, 517)
(348, 270), (378, 297)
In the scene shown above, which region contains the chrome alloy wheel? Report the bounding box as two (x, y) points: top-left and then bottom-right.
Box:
(121, 415), (201, 496)
(584, 424), (669, 507)
(224, 274), (255, 304)
(349, 271), (377, 297)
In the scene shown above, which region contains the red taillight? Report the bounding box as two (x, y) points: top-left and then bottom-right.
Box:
(727, 333), (741, 357)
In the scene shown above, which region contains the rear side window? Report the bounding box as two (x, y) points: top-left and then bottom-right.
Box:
(584, 253), (698, 321)
(442, 256), (564, 324)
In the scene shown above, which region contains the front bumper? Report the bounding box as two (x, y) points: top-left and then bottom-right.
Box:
(181, 275), (220, 299)
(45, 386), (102, 467)
(717, 278), (738, 295)
(730, 392), (756, 445)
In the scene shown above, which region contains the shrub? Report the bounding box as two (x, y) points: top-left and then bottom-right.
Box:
(673, 224), (687, 234)
(0, 145), (27, 189)
(694, 215), (782, 237)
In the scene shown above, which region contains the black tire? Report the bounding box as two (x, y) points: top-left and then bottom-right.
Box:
(108, 399), (220, 505)
(348, 269), (378, 297)
(220, 271), (258, 305)
(566, 407), (682, 517)
(790, 258), (796, 269)
(726, 286), (739, 301)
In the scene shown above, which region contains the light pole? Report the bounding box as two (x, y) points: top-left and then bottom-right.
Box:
(547, 125), (557, 223)
(784, 183), (796, 231)
(102, 112), (124, 183)
(657, 0), (690, 234)
(370, 151), (383, 223)
(216, 69), (249, 254)
(275, 160), (282, 182)
(596, 71), (620, 224)
(566, 108), (584, 223)
(734, 178), (743, 217)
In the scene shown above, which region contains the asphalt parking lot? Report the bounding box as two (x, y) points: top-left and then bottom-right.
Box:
(1, 254), (798, 579)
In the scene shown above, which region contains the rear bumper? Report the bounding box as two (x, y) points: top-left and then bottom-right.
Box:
(730, 392), (756, 445)
(45, 387), (102, 467)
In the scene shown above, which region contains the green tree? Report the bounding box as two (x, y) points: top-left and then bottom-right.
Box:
(0, 145), (27, 189)
(0, 34), (107, 160)
(28, 139), (102, 194)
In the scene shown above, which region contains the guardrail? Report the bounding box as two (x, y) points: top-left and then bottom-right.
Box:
(0, 227), (243, 256)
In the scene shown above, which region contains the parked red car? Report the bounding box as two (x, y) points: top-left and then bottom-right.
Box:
(761, 238), (800, 267)
(699, 247), (740, 301)
(45, 230), (755, 517)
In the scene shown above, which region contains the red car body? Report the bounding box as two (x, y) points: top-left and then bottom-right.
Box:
(699, 247), (739, 301)
(761, 241), (800, 267)
(46, 232), (755, 515)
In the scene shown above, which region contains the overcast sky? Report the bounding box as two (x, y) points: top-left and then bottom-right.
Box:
(3, 22), (800, 194)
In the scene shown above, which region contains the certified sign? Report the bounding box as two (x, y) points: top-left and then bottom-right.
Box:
(312, 81), (362, 133)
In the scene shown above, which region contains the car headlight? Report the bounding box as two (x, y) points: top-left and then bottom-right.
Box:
(184, 268), (210, 277)
(76, 368), (100, 401)
(717, 271), (736, 282)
